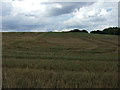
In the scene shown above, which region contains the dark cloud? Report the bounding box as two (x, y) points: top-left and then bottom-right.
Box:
(47, 2), (94, 16)
(2, 1), (94, 31)
(2, 13), (51, 31)
(1, 1), (118, 32)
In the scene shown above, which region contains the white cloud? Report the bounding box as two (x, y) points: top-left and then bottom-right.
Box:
(1, 0), (118, 32)
(64, 2), (118, 31)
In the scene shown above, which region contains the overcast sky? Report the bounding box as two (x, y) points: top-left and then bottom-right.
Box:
(1, 0), (119, 32)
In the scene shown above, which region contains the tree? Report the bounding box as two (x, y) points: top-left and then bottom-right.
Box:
(90, 30), (103, 34)
(103, 27), (120, 35)
(81, 30), (88, 33)
(69, 29), (88, 33)
(69, 29), (81, 32)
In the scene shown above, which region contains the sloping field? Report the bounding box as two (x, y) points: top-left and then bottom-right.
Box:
(2, 32), (119, 88)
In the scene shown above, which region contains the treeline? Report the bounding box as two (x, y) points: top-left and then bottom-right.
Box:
(69, 29), (88, 33)
(68, 27), (120, 35)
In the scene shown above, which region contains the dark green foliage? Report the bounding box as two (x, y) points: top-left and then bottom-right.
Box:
(69, 29), (88, 33)
(90, 30), (107, 34)
(103, 27), (120, 35)
(90, 27), (120, 35)
(81, 30), (88, 33)
(69, 29), (80, 32)
(90, 30), (103, 34)
(68, 27), (120, 35)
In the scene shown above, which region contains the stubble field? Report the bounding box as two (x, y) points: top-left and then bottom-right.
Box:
(2, 32), (119, 88)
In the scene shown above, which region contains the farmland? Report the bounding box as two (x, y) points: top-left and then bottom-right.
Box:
(2, 32), (119, 88)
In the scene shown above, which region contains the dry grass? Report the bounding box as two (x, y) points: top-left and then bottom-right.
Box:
(2, 32), (119, 88)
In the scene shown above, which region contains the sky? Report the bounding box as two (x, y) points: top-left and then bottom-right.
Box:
(1, 0), (119, 32)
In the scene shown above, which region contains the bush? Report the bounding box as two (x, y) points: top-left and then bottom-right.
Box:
(69, 29), (81, 32)
(81, 30), (88, 33)
(69, 29), (88, 33)
(90, 30), (103, 34)
(90, 27), (120, 35)
(103, 27), (120, 35)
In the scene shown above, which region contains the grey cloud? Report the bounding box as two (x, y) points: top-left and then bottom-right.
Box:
(2, 15), (37, 31)
(2, 13), (56, 31)
(118, 1), (120, 26)
(1, 1), (118, 32)
(47, 2), (94, 16)
(2, 2), (13, 16)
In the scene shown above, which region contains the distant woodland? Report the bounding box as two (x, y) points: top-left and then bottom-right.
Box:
(68, 27), (120, 35)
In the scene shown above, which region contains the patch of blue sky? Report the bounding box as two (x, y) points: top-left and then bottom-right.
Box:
(107, 8), (112, 12)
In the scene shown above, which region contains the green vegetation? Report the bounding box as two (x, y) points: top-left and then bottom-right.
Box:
(68, 27), (120, 35)
(2, 32), (119, 88)
(90, 27), (120, 35)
